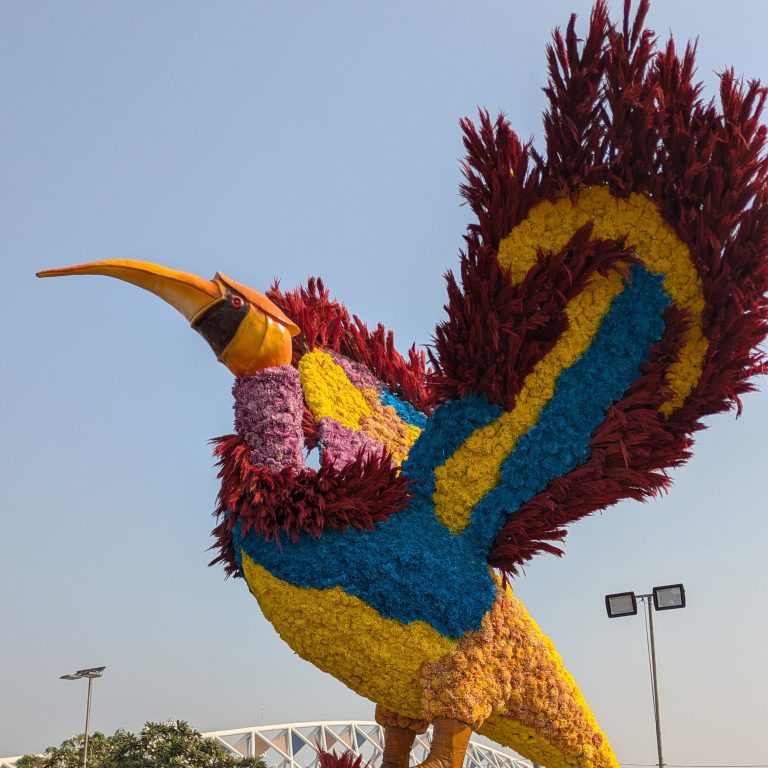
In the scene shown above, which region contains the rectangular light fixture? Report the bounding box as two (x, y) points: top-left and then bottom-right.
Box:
(653, 584), (686, 611)
(60, 666), (106, 681)
(76, 667), (106, 677)
(605, 591), (638, 618)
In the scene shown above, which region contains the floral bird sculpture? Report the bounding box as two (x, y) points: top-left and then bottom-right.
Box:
(38, 4), (768, 768)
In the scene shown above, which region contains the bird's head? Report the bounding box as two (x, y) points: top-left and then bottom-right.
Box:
(36, 259), (300, 376)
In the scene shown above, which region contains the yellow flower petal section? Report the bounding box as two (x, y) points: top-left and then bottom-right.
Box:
(297, 351), (422, 466)
(298, 349), (372, 430)
(481, 713), (617, 768)
(240, 552), (457, 721)
(433, 268), (625, 534)
(498, 186), (707, 416)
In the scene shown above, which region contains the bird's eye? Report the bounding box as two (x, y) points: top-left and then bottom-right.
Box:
(230, 296), (244, 309)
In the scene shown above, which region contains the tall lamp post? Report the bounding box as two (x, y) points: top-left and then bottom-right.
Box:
(60, 666), (106, 768)
(604, 584), (685, 768)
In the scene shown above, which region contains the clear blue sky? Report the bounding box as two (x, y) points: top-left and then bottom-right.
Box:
(1, 1), (766, 764)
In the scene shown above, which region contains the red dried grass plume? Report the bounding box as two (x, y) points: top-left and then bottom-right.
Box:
(317, 748), (368, 768)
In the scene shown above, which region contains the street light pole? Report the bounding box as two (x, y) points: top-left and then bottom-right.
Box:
(644, 595), (664, 768)
(60, 666), (106, 768)
(82, 675), (94, 768)
(605, 584), (685, 768)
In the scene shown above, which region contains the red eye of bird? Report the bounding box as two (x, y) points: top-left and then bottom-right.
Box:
(230, 295), (244, 309)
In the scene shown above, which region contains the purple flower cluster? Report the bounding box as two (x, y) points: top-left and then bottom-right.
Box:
(329, 350), (381, 392)
(318, 417), (385, 469)
(233, 365), (304, 471)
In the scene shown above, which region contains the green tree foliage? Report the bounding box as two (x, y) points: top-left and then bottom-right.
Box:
(16, 720), (267, 768)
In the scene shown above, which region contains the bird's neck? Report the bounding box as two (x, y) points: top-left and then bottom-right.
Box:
(232, 365), (305, 472)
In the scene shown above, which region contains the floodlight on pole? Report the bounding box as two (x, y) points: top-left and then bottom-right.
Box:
(653, 584), (686, 611)
(604, 585), (685, 768)
(605, 591), (638, 618)
(60, 666), (106, 768)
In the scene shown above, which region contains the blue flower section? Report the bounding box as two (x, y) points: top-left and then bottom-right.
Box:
(380, 390), (429, 429)
(236, 265), (669, 639)
(465, 264), (670, 552)
(234, 503), (498, 639)
(402, 394), (503, 497)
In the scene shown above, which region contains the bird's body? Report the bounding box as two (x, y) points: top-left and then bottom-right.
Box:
(243, 559), (614, 768)
(217, 253), (671, 768)
(38, 4), (768, 768)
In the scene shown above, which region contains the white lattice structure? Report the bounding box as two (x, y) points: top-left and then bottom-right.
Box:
(203, 721), (532, 768)
(1, 720), (533, 768)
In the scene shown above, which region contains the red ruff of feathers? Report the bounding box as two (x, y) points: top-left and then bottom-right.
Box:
(267, 278), (431, 413)
(437, 0), (768, 574)
(209, 434), (411, 577)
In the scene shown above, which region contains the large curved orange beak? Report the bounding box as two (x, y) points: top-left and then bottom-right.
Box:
(37, 259), (300, 375)
(37, 259), (224, 323)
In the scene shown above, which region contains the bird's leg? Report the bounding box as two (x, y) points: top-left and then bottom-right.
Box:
(376, 705), (428, 768)
(415, 718), (472, 768)
(381, 726), (418, 768)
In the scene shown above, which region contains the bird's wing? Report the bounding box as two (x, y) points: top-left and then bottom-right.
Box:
(425, 1), (768, 574)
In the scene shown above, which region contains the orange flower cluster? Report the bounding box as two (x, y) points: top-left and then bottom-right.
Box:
(421, 581), (617, 768)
